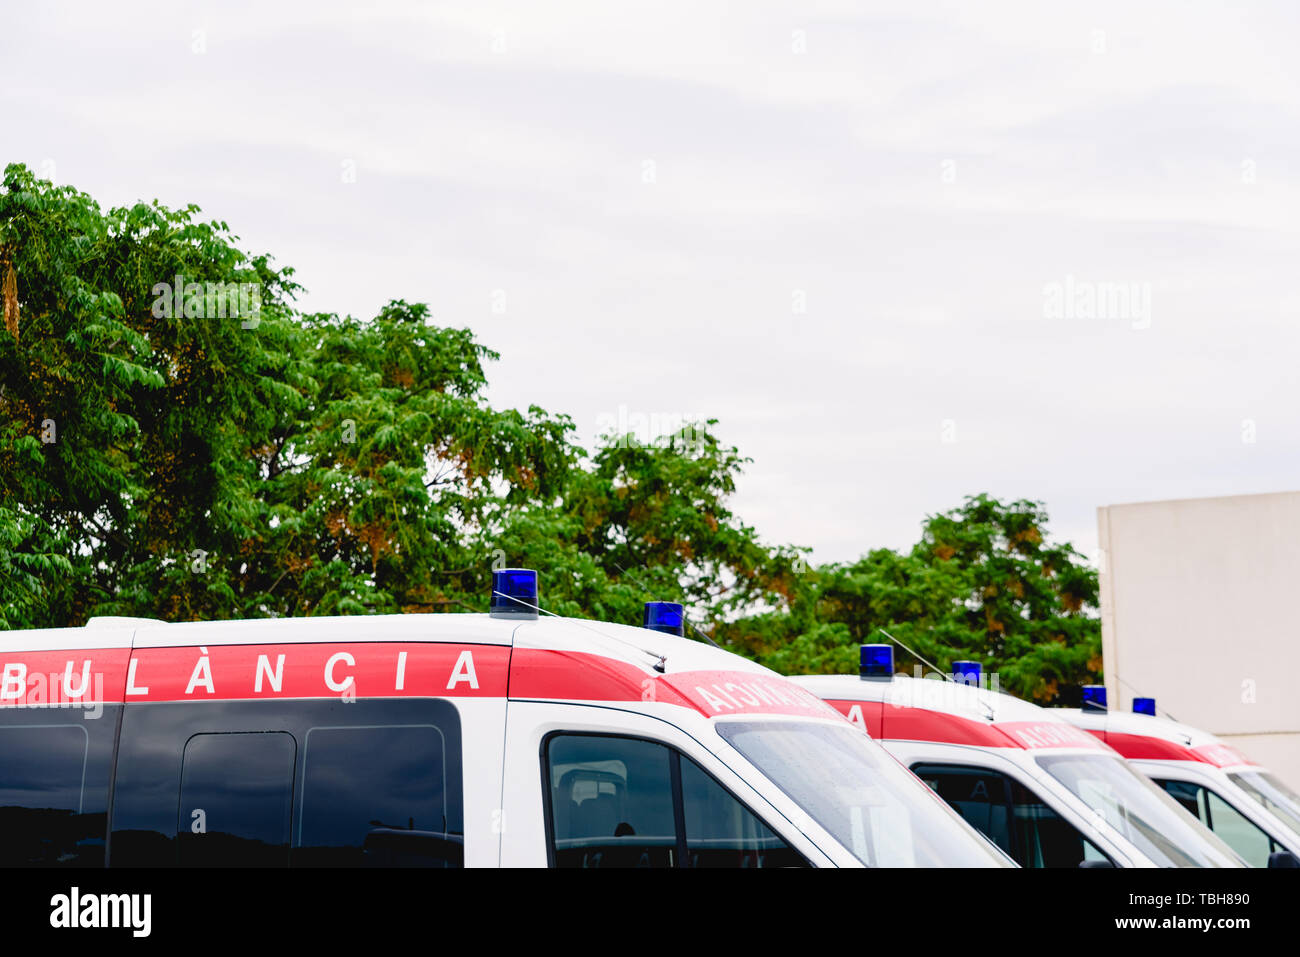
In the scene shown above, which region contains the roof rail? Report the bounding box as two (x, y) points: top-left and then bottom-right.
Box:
(84, 616), (168, 629)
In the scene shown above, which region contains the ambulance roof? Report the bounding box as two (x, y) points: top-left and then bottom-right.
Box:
(1054, 707), (1259, 770)
(0, 611), (837, 720)
(511, 615), (774, 677)
(788, 674), (1110, 753)
(3, 611), (760, 673)
(1055, 707), (1218, 747)
(789, 673), (1049, 725)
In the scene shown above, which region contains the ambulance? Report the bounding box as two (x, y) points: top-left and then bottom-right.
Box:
(788, 646), (1245, 868)
(0, 571), (1011, 868)
(1056, 690), (1300, 867)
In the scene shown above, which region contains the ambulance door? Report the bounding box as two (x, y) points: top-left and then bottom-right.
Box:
(498, 701), (834, 867)
(886, 742), (1136, 867)
(1143, 763), (1300, 866)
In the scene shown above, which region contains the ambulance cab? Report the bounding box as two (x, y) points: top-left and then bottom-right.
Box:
(0, 572), (1011, 868)
(1057, 691), (1300, 868)
(789, 647), (1245, 868)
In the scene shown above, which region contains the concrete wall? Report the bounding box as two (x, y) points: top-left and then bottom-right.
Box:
(1098, 491), (1300, 790)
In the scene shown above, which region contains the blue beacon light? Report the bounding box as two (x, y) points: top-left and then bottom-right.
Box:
(1081, 685), (1108, 713)
(643, 602), (685, 637)
(952, 660), (982, 686)
(1133, 697), (1156, 716)
(859, 644), (893, 680)
(489, 568), (539, 620)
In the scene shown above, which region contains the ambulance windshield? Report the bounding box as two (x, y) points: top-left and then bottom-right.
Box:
(1228, 770), (1300, 837)
(1036, 754), (1244, 867)
(716, 720), (1012, 867)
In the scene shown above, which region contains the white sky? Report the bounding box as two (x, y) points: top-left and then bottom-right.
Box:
(6, 0), (1300, 564)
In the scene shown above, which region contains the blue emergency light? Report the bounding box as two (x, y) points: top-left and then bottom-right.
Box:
(952, 660), (981, 686)
(1133, 697), (1156, 716)
(860, 644), (893, 680)
(1082, 684), (1108, 713)
(643, 601), (685, 636)
(489, 568), (539, 619)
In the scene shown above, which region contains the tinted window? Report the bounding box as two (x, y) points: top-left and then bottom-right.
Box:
(680, 755), (803, 867)
(914, 765), (1015, 856)
(1157, 779), (1276, 867)
(1160, 778), (1204, 818)
(177, 732), (295, 867)
(548, 735), (677, 868)
(545, 733), (805, 868)
(0, 724), (91, 866)
(0, 724), (87, 812)
(1006, 776), (1111, 868)
(297, 725), (457, 867)
(913, 763), (1111, 868)
(110, 699), (463, 868)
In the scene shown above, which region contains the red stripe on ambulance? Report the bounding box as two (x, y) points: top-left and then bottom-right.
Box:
(659, 670), (841, 719)
(824, 699), (884, 736)
(506, 648), (693, 709)
(120, 642), (511, 701)
(1189, 743), (1256, 768)
(994, 720), (1109, 751)
(822, 700), (1111, 751)
(1100, 732), (1253, 767)
(888, 708), (1017, 748)
(0, 648), (129, 705)
(2, 642), (838, 718)
(1098, 730), (1194, 761)
(508, 650), (839, 718)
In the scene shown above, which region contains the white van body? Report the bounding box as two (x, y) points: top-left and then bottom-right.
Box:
(789, 674), (1244, 868)
(0, 613), (1010, 868)
(1056, 707), (1300, 865)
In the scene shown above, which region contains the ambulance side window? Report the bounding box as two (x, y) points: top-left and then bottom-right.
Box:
(1156, 780), (1276, 867)
(913, 763), (1113, 869)
(110, 700), (464, 868)
(913, 765), (1014, 855)
(178, 732), (296, 867)
(1158, 779), (1205, 819)
(544, 733), (806, 868)
(1005, 775), (1112, 868)
(679, 755), (805, 867)
(546, 734), (677, 868)
(295, 724), (458, 867)
(0, 721), (107, 867)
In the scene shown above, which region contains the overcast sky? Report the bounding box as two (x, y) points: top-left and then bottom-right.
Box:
(7, 1), (1300, 564)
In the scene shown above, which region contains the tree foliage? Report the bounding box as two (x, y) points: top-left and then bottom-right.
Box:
(719, 494), (1102, 703)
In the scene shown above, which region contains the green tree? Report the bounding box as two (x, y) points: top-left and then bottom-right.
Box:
(0, 161), (302, 626)
(0, 164), (577, 624)
(488, 423), (803, 629)
(231, 300), (577, 619)
(722, 494), (1102, 704)
(0, 164), (792, 631)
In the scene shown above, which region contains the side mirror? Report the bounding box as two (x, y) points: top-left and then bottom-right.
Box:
(1079, 859), (1116, 868)
(1268, 850), (1300, 868)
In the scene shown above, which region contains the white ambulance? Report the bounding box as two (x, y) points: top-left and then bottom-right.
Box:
(1056, 692), (1300, 867)
(0, 571), (1010, 868)
(789, 646), (1245, 868)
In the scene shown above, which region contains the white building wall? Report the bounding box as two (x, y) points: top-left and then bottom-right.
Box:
(1098, 491), (1300, 790)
